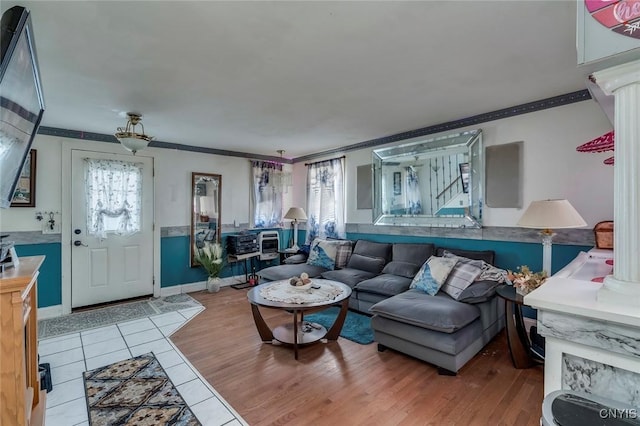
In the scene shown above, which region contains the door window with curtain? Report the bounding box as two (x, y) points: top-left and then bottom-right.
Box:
(84, 158), (143, 239)
(305, 157), (346, 243)
(250, 160), (284, 228)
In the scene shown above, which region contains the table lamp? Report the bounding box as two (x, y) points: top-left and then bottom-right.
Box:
(517, 199), (587, 276)
(284, 207), (307, 252)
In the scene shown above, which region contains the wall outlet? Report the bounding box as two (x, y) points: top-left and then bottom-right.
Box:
(42, 222), (61, 234)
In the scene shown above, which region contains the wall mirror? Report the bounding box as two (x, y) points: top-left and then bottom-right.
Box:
(372, 129), (483, 228)
(190, 172), (222, 267)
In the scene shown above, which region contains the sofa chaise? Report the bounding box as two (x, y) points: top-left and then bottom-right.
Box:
(370, 248), (505, 375)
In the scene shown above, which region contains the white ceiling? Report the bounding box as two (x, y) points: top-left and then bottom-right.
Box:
(5, 1), (590, 160)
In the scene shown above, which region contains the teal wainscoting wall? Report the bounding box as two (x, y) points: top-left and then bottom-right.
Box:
(160, 236), (209, 287)
(160, 230), (286, 288)
(15, 243), (62, 308)
(305, 231), (590, 275)
(18, 229), (590, 308)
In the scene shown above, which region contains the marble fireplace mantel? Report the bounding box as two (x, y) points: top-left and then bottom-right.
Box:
(525, 265), (640, 406)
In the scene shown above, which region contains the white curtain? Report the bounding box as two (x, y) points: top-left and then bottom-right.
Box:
(250, 161), (284, 228)
(405, 166), (422, 215)
(305, 157), (345, 243)
(85, 159), (143, 239)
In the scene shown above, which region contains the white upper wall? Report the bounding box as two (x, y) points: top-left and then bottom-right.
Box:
(292, 99), (614, 228)
(0, 136), (293, 233)
(0, 99), (613, 233)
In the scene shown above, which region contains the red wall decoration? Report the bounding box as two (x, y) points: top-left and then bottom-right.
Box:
(585, 0), (640, 39)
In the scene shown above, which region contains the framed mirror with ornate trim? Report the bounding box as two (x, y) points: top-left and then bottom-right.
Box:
(190, 172), (221, 267)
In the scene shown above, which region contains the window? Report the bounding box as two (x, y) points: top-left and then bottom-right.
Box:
(250, 161), (284, 228)
(305, 157), (346, 242)
(85, 158), (143, 239)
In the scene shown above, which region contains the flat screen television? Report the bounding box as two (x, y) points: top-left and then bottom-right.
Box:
(0, 6), (45, 209)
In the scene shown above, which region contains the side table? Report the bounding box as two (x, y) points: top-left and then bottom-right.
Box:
(496, 284), (544, 369)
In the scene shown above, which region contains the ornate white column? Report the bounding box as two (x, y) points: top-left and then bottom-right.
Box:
(594, 59), (640, 306)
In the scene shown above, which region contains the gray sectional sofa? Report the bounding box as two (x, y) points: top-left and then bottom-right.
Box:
(258, 239), (505, 374)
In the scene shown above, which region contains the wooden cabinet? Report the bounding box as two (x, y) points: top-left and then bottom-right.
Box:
(0, 256), (46, 426)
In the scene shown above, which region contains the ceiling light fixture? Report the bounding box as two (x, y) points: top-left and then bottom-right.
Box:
(115, 112), (153, 155)
(272, 150), (292, 191)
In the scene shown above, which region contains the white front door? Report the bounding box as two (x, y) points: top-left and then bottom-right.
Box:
(71, 150), (154, 308)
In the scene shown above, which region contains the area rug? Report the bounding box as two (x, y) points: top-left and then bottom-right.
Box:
(38, 294), (203, 339)
(304, 307), (374, 344)
(83, 352), (200, 426)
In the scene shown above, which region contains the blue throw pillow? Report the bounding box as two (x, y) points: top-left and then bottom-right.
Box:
(306, 239), (343, 270)
(410, 256), (457, 295)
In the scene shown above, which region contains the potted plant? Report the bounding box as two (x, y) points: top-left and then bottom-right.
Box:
(193, 242), (224, 292)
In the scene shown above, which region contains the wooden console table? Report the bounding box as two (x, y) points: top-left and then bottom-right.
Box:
(0, 256), (46, 426)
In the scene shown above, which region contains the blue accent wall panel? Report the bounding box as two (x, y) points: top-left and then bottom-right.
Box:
(15, 243), (62, 308)
(12, 232), (593, 306)
(161, 234), (271, 287)
(345, 232), (591, 275)
(161, 236), (208, 287)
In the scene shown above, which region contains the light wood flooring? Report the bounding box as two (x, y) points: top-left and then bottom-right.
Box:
(171, 288), (544, 426)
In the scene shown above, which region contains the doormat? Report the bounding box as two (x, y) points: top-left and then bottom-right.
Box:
(38, 294), (203, 339)
(83, 352), (200, 426)
(304, 307), (374, 345)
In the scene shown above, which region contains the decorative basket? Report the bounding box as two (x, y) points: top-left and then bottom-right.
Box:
(594, 221), (613, 249)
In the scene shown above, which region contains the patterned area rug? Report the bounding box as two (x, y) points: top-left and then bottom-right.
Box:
(83, 352), (201, 426)
(39, 294), (203, 339)
(304, 307), (374, 344)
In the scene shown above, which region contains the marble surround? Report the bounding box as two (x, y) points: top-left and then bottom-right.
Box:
(539, 310), (640, 359)
(562, 354), (640, 406)
(527, 255), (640, 401)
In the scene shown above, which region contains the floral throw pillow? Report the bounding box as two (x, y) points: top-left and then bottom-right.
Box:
(410, 256), (458, 295)
(306, 239), (345, 270)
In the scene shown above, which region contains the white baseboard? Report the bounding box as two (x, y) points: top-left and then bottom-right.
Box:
(38, 304), (63, 319)
(159, 275), (247, 297)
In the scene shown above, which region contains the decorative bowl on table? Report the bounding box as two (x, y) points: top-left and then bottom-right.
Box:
(289, 274), (312, 290)
(290, 282), (312, 291)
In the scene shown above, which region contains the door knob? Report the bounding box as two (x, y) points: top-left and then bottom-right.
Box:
(74, 229), (81, 235)
(73, 240), (87, 247)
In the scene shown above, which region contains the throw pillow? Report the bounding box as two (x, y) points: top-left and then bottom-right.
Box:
(457, 280), (500, 304)
(334, 241), (354, 269)
(306, 239), (347, 270)
(382, 261), (421, 279)
(410, 256), (457, 295)
(346, 253), (387, 274)
(441, 261), (484, 300)
(443, 250), (506, 283)
(441, 250), (485, 269)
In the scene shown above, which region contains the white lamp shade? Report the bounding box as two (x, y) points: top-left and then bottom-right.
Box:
(517, 199), (587, 229)
(284, 207), (307, 221)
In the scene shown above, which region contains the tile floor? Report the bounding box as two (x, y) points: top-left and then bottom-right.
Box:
(39, 306), (247, 426)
